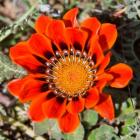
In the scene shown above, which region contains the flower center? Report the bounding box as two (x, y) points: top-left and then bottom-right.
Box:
(46, 49), (96, 98)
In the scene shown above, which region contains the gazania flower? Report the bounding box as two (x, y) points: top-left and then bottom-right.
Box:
(8, 8), (133, 133)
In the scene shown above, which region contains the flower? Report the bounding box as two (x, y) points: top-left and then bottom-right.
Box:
(7, 8), (133, 133)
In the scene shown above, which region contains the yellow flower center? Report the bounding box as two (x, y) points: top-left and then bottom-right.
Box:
(52, 55), (93, 96)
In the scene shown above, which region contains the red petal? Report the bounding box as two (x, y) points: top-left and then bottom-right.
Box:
(81, 17), (101, 36)
(66, 28), (88, 51)
(88, 35), (104, 67)
(67, 97), (85, 114)
(95, 73), (113, 82)
(43, 97), (66, 118)
(35, 15), (52, 34)
(107, 63), (133, 88)
(95, 73), (113, 93)
(63, 8), (78, 27)
(97, 52), (111, 75)
(10, 42), (43, 72)
(46, 20), (68, 50)
(58, 112), (80, 133)
(7, 78), (27, 97)
(95, 80), (107, 93)
(85, 87), (99, 108)
(99, 23), (117, 52)
(28, 33), (54, 59)
(7, 75), (47, 102)
(28, 92), (49, 122)
(20, 81), (46, 103)
(94, 93), (114, 120)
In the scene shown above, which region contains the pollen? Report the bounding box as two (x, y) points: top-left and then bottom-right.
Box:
(52, 54), (94, 96)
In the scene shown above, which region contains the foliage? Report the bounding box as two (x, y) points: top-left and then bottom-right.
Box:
(34, 119), (84, 140)
(34, 119), (63, 139)
(82, 109), (98, 128)
(0, 51), (26, 83)
(125, 0), (140, 19)
(88, 124), (119, 140)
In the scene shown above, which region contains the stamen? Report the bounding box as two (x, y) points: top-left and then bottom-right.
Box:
(48, 83), (55, 89)
(89, 61), (94, 67)
(75, 50), (81, 57)
(70, 48), (75, 55)
(46, 50), (96, 98)
(63, 50), (68, 57)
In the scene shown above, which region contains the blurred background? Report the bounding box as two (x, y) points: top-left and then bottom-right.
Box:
(0, 0), (140, 140)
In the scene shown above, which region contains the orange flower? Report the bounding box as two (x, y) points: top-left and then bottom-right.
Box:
(7, 8), (133, 133)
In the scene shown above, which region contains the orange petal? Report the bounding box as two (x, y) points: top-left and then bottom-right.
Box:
(7, 78), (27, 97)
(96, 73), (113, 82)
(19, 81), (47, 103)
(66, 28), (88, 51)
(63, 7), (78, 27)
(35, 15), (52, 34)
(43, 97), (66, 118)
(28, 92), (49, 122)
(58, 112), (80, 133)
(85, 87), (99, 108)
(67, 97), (85, 114)
(10, 42), (44, 72)
(7, 75), (47, 102)
(94, 93), (114, 120)
(46, 20), (68, 50)
(81, 17), (101, 36)
(99, 23), (117, 52)
(88, 35), (104, 67)
(107, 63), (133, 88)
(28, 33), (54, 59)
(95, 80), (107, 93)
(97, 52), (111, 75)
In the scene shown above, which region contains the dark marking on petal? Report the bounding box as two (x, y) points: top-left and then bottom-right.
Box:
(92, 54), (97, 64)
(52, 42), (58, 51)
(84, 41), (90, 53)
(73, 42), (82, 51)
(46, 92), (55, 100)
(56, 96), (65, 104)
(73, 96), (79, 101)
(36, 66), (46, 73)
(33, 55), (46, 64)
(59, 42), (68, 50)
(40, 83), (49, 92)
(99, 35), (108, 52)
(44, 51), (54, 59)
(35, 77), (46, 81)
(81, 27), (92, 38)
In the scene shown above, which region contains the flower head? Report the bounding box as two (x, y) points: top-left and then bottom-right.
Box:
(8, 8), (133, 133)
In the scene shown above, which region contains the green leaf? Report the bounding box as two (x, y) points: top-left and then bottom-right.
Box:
(82, 109), (98, 127)
(0, 52), (26, 83)
(34, 120), (85, 140)
(63, 123), (85, 140)
(121, 98), (135, 115)
(34, 119), (63, 139)
(118, 98), (137, 136)
(88, 124), (119, 140)
(121, 112), (136, 135)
